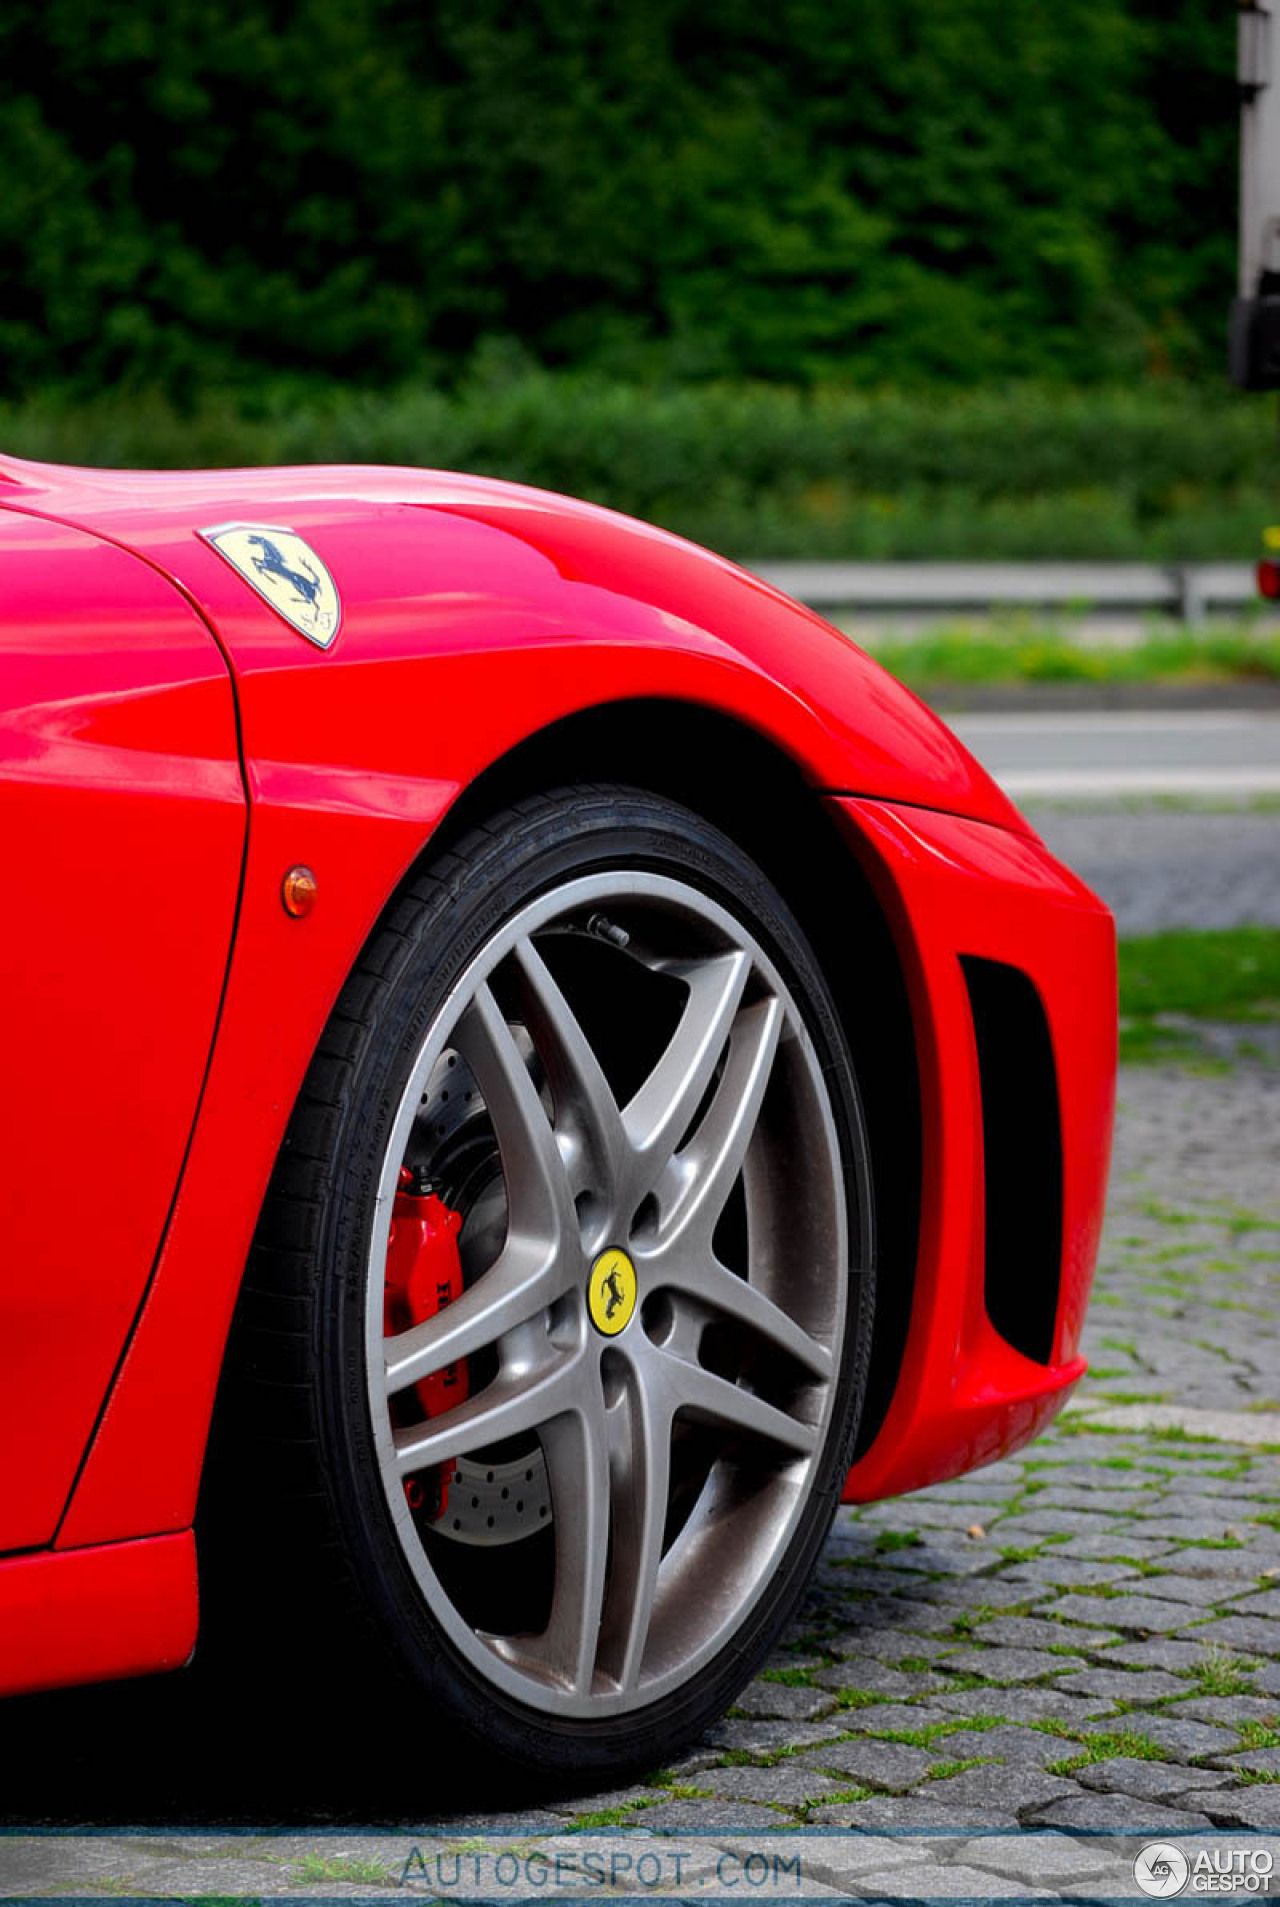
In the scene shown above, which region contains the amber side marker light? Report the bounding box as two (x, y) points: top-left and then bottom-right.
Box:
(282, 865), (318, 917)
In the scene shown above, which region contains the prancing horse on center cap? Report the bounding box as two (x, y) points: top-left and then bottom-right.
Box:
(588, 1247), (637, 1336)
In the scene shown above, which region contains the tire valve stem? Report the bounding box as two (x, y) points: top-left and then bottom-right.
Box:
(586, 912), (630, 949)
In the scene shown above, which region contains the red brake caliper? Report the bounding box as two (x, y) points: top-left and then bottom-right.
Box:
(383, 1165), (469, 1520)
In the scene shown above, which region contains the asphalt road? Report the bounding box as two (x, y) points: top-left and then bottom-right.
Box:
(1025, 804), (1280, 936)
(931, 707), (1280, 934)
(949, 708), (1280, 800)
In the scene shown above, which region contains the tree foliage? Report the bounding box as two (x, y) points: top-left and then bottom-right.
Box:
(0, 0), (1236, 395)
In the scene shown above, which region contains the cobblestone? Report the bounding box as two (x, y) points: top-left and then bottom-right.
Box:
(1180, 1615), (1280, 1655)
(1051, 1667), (1192, 1701)
(968, 1616), (1120, 1652)
(1076, 1758), (1238, 1804)
(1102, 1637), (1234, 1670)
(698, 1763), (846, 1809)
(735, 1680), (837, 1722)
(832, 1702), (956, 1734)
(1175, 1696), (1280, 1727)
(7, 1022), (1280, 1879)
(922, 1766), (1079, 1816)
(1038, 1595), (1192, 1634)
(702, 1717), (847, 1757)
(1026, 1792), (1216, 1831)
(1184, 1786), (1280, 1829)
(929, 1725), (1067, 1767)
(1131, 1573), (1259, 1606)
(934, 1646), (1067, 1682)
(1078, 1714), (1240, 1761)
(811, 1659), (933, 1698)
(803, 1739), (938, 1792)
(929, 1685), (1116, 1723)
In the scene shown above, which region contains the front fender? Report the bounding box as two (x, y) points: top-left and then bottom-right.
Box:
(0, 459), (1024, 1547)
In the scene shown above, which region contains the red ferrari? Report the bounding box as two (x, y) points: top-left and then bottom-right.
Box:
(0, 453), (1115, 1777)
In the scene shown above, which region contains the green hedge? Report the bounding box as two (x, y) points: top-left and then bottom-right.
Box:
(4, 376), (1275, 560)
(0, 0), (1234, 394)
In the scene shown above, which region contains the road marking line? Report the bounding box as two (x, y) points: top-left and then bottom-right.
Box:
(952, 712), (1279, 734)
(998, 768), (1280, 797)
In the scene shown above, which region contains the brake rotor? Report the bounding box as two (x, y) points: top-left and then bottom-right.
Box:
(436, 1452), (554, 1547)
(410, 1047), (553, 1547)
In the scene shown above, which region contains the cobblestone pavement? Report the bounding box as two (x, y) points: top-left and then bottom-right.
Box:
(4, 1018), (1279, 1900)
(5, 1053), (1274, 1904)
(1025, 801), (1280, 935)
(467, 1055), (1279, 1847)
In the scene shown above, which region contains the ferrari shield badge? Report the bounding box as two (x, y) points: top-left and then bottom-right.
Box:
(199, 523), (342, 649)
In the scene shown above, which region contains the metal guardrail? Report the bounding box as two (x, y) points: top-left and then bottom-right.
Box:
(750, 561), (1258, 622)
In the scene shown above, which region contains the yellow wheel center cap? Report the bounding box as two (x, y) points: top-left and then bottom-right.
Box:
(588, 1247), (637, 1336)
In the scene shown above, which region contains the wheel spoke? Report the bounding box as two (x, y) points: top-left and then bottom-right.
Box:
(383, 1236), (559, 1400)
(674, 1358), (818, 1458)
(393, 1355), (578, 1474)
(622, 950), (749, 1199)
(668, 1258), (833, 1381)
(534, 1403), (612, 1694)
(659, 995), (783, 1247)
(452, 982), (572, 1245)
(509, 937), (626, 1192)
(597, 1373), (672, 1692)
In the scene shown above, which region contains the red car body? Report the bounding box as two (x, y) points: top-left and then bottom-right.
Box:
(0, 453), (1116, 1701)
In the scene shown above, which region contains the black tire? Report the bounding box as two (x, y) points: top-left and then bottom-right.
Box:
(205, 785), (874, 1782)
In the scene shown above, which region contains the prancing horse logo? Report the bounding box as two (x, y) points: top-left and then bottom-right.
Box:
(588, 1248), (637, 1337)
(246, 533), (325, 613)
(601, 1267), (627, 1321)
(199, 522), (342, 648)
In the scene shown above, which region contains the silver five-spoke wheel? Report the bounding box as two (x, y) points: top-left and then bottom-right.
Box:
(368, 872), (848, 1716)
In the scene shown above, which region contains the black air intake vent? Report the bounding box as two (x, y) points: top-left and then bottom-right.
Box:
(960, 956), (1063, 1366)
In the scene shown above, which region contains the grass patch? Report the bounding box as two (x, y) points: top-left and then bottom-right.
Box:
(1182, 1651), (1259, 1698)
(874, 1529), (925, 1553)
(925, 1756), (993, 1782)
(867, 1715), (1009, 1748)
(293, 1854), (396, 1886)
(834, 1688), (885, 1711)
(1046, 1730), (1167, 1774)
(1118, 931), (1280, 1055)
(863, 615), (1280, 693)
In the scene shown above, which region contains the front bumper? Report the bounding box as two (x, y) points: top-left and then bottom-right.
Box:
(830, 797), (1117, 1503)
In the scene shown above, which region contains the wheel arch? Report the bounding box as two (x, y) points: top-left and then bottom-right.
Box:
(423, 696), (923, 1462)
(57, 691), (920, 1555)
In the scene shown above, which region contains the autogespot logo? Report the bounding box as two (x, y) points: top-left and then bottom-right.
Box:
(1135, 1845), (1276, 1897)
(1135, 1844), (1191, 1899)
